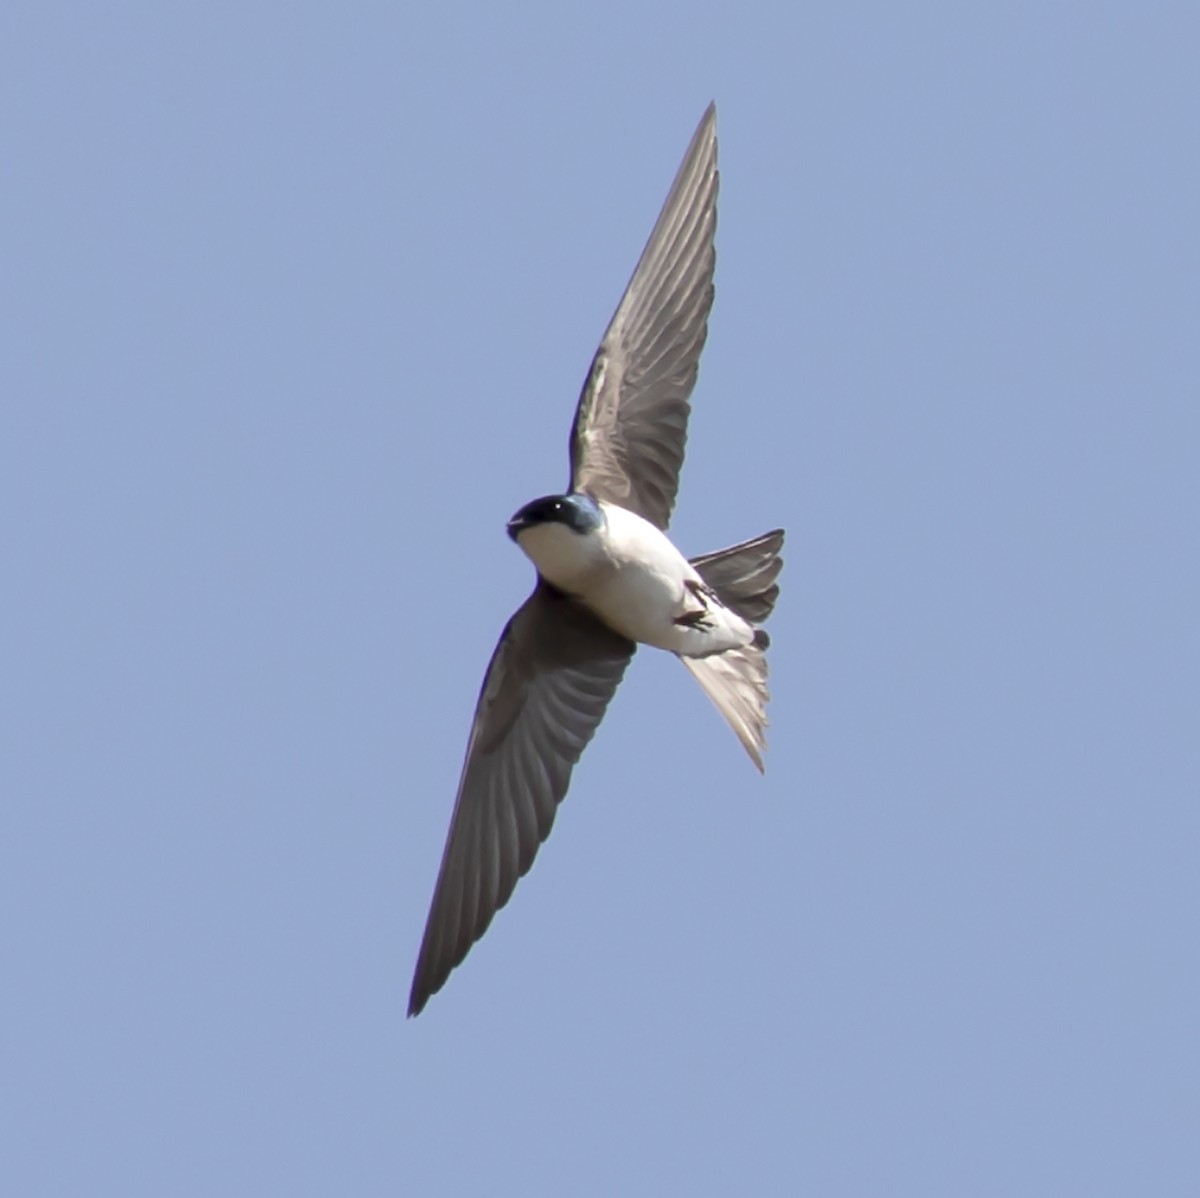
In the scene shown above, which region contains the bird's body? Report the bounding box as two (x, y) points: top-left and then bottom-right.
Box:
(513, 499), (757, 658)
(409, 104), (784, 1016)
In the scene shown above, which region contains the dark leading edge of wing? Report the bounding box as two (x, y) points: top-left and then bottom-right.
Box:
(569, 103), (719, 531)
(408, 586), (635, 1016)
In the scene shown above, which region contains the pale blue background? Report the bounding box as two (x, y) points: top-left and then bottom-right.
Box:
(3, 4), (1197, 1195)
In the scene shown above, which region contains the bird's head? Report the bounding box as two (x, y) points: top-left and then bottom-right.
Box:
(507, 493), (602, 539)
(507, 493), (606, 585)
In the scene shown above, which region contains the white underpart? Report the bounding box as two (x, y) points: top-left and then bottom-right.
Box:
(514, 501), (755, 657)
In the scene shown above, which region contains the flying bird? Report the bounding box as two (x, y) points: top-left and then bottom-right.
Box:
(409, 104), (784, 1016)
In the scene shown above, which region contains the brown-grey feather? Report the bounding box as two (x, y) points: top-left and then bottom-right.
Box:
(681, 530), (786, 768)
(408, 587), (634, 1016)
(691, 530), (785, 624)
(570, 104), (719, 530)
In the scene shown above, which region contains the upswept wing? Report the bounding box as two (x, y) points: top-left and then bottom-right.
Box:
(569, 104), (719, 530)
(409, 585), (634, 1015)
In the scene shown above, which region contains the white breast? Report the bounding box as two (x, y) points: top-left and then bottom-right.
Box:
(582, 503), (755, 656)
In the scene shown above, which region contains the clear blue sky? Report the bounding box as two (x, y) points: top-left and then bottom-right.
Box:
(3, 4), (1197, 1195)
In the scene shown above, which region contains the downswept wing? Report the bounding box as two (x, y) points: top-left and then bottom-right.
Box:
(569, 104), (719, 531)
(409, 585), (635, 1016)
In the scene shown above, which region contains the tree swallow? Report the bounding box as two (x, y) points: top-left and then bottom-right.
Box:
(409, 104), (784, 1016)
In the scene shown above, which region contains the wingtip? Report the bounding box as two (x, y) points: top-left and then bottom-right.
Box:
(407, 982), (428, 1019)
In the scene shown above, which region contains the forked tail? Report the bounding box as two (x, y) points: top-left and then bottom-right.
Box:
(682, 529), (785, 770)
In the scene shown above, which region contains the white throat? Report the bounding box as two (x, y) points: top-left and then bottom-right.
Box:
(515, 522), (609, 591)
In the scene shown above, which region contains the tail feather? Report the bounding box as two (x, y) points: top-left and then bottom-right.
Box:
(680, 644), (771, 771)
(683, 529), (785, 769)
(690, 529), (784, 623)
